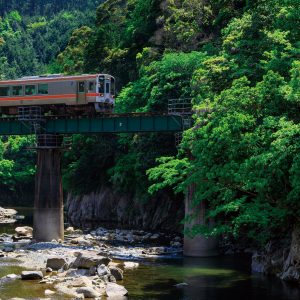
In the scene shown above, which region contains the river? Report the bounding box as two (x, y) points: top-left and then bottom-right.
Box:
(0, 207), (299, 300)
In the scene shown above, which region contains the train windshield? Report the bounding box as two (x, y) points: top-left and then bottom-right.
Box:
(98, 76), (105, 94)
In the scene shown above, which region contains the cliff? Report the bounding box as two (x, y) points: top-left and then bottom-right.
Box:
(66, 186), (184, 233)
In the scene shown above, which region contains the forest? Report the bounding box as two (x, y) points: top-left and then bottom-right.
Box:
(1, 0), (300, 248)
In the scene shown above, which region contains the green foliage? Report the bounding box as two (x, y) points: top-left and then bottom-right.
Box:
(147, 157), (190, 194)
(0, 1), (100, 79)
(0, 136), (35, 191)
(116, 51), (206, 113)
(57, 26), (93, 74)
(147, 0), (300, 243)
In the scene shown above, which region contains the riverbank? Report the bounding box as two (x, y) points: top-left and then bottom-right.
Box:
(1, 207), (300, 299)
(0, 224), (184, 299)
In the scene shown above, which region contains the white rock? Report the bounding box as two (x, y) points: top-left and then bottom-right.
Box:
(65, 226), (75, 234)
(106, 283), (128, 297)
(6, 274), (18, 279)
(123, 262), (139, 269)
(15, 226), (33, 237)
(45, 289), (55, 296)
(76, 287), (101, 298)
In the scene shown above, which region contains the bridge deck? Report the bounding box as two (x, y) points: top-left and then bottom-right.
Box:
(0, 114), (183, 135)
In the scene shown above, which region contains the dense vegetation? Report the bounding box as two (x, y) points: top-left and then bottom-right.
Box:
(1, 0), (300, 245)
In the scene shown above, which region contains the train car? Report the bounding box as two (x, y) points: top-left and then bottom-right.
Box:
(0, 74), (115, 115)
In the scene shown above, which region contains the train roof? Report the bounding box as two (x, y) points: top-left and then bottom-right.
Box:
(0, 74), (112, 85)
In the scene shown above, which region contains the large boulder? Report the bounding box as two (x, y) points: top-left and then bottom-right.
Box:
(106, 283), (128, 298)
(21, 271), (43, 280)
(46, 257), (68, 271)
(72, 253), (111, 269)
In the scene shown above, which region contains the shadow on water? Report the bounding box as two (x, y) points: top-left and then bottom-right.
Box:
(123, 256), (300, 300)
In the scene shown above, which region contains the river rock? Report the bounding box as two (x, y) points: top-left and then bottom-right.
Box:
(66, 268), (90, 277)
(5, 274), (19, 279)
(106, 283), (128, 298)
(109, 266), (123, 281)
(123, 262), (139, 269)
(46, 257), (68, 271)
(0, 207), (17, 224)
(66, 226), (75, 234)
(175, 282), (188, 288)
(70, 236), (92, 246)
(97, 264), (110, 276)
(45, 289), (55, 296)
(76, 287), (101, 298)
(15, 226), (33, 237)
(72, 253), (111, 269)
(21, 271), (43, 280)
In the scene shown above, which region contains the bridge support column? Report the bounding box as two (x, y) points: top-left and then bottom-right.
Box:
(184, 184), (218, 257)
(33, 148), (64, 242)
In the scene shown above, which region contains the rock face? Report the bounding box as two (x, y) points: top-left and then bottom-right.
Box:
(280, 227), (300, 282)
(251, 228), (300, 283)
(66, 187), (183, 232)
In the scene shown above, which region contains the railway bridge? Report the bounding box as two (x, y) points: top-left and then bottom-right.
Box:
(0, 110), (217, 257)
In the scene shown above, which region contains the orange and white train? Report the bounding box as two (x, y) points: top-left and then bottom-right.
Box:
(0, 74), (115, 115)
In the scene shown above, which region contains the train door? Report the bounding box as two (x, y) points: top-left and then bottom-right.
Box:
(105, 77), (110, 102)
(77, 81), (86, 105)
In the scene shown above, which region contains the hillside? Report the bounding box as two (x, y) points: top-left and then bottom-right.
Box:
(0, 0), (103, 79)
(1, 0), (300, 256)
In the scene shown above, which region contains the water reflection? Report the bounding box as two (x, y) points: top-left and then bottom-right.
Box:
(123, 257), (300, 300)
(0, 207), (33, 234)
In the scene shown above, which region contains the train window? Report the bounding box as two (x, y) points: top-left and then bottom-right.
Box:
(98, 76), (105, 94)
(106, 82), (110, 94)
(88, 82), (95, 92)
(25, 85), (36, 95)
(78, 82), (85, 93)
(0, 87), (10, 96)
(111, 77), (115, 95)
(38, 84), (48, 95)
(12, 86), (23, 96)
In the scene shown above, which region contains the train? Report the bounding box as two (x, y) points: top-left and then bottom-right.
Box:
(0, 74), (115, 116)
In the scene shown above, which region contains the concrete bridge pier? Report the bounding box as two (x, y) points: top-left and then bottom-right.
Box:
(33, 147), (64, 242)
(184, 184), (218, 257)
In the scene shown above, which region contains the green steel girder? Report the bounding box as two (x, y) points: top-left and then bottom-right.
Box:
(0, 115), (183, 135)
